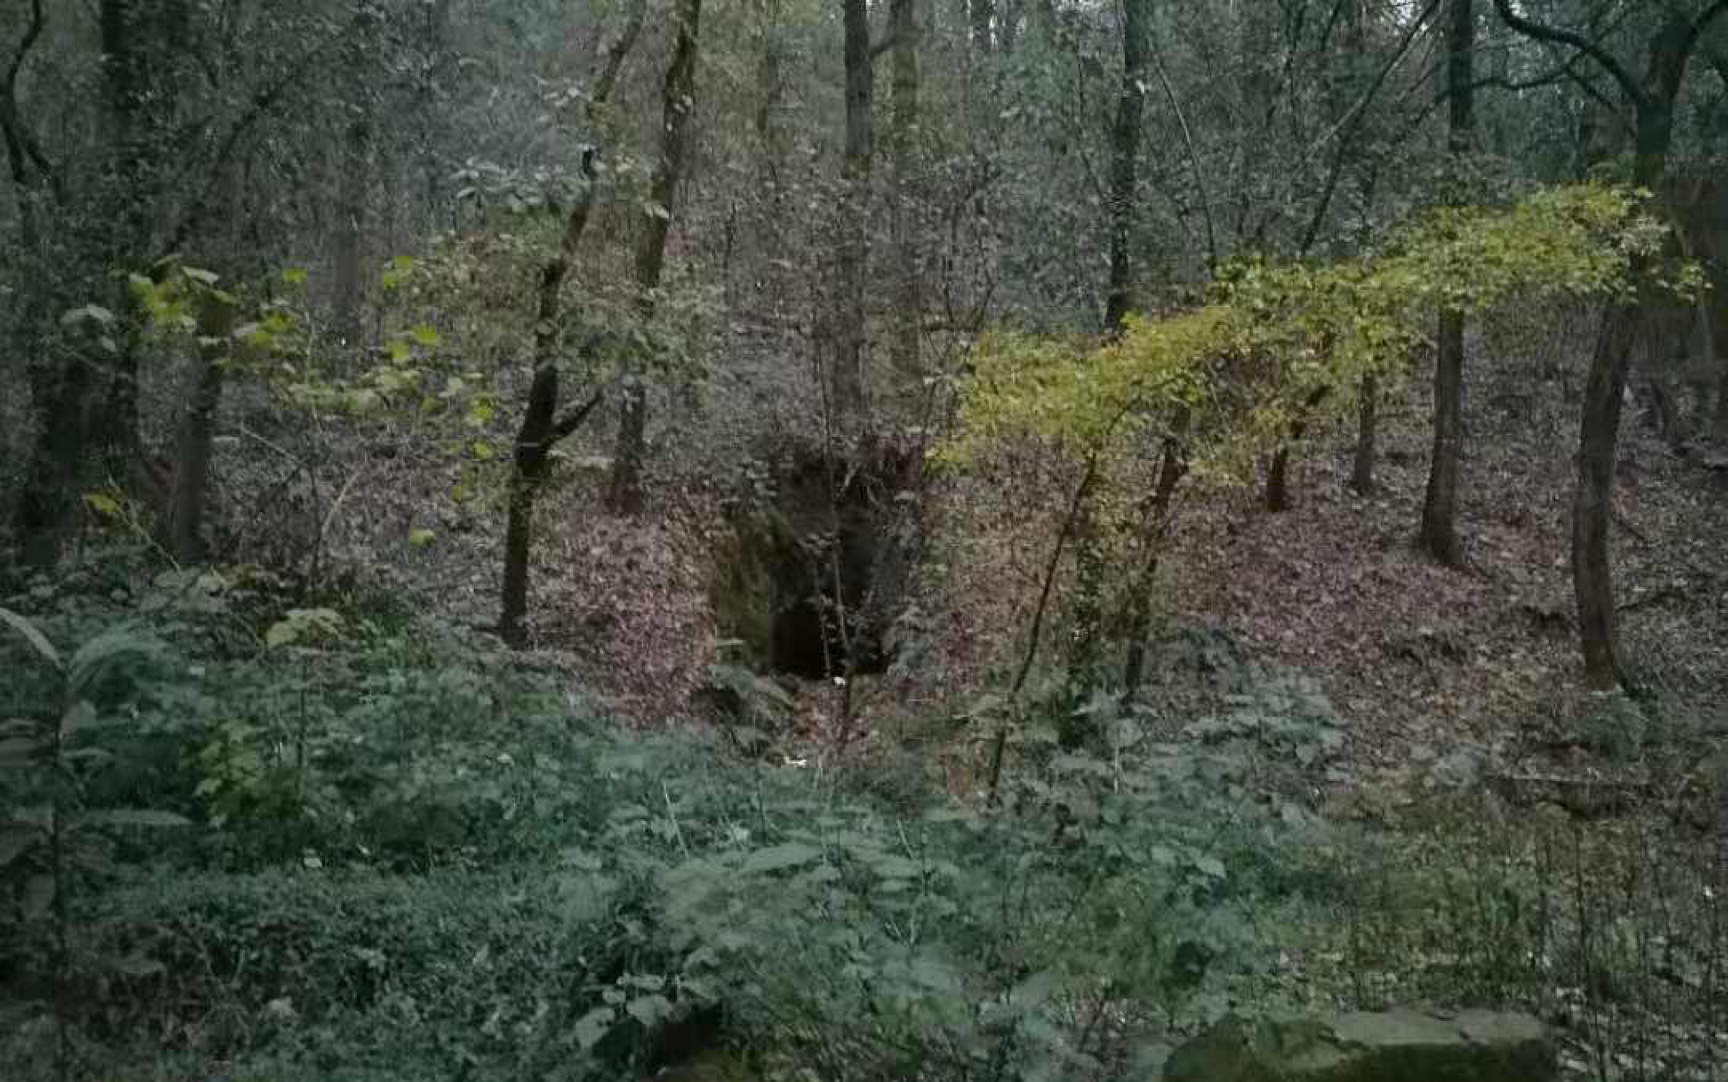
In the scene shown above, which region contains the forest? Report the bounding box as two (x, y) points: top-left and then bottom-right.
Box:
(2, 0), (1727, 1079)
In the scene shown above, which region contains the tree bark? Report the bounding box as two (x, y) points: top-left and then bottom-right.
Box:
(1422, 308), (1465, 561)
(970, 0), (994, 55)
(1712, 280), (1728, 439)
(498, 3), (644, 645)
(331, 113), (369, 357)
(1715, 344), (1728, 440)
(162, 288), (236, 564)
(1265, 446), (1293, 512)
(1119, 429), (1188, 703)
(999, 0), (1020, 54)
(1068, 0), (1151, 713)
(1264, 387), (1330, 512)
(1420, 0), (1474, 565)
(1573, 301), (1644, 688)
(1522, 3), (1719, 687)
(830, 0), (875, 424)
(887, 0), (922, 398)
(91, 0), (164, 466)
(15, 0), (167, 562)
(608, 0), (701, 515)
(16, 354), (95, 567)
(1064, 495), (1104, 720)
(1352, 374), (1378, 496)
(1102, 0), (1150, 332)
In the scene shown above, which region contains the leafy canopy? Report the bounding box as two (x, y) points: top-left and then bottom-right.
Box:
(944, 184), (1686, 482)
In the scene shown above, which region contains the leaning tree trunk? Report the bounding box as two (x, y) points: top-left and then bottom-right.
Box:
(498, 3), (644, 645)
(1420, 0), (1473, 565)
(608, 0), (701, 515)
(1573, 55), (1688, 687)
(1492, 0), (1726, 689)
(1573, 298), (1646, 688)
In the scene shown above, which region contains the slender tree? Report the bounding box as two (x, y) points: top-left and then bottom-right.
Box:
(830, 0), (875, 422)
(499, 3), (645, 644)
(1494, 0), (1728, 688)
(1420, 0), (1475, 565)
(609, 0), (704, 514)
(970, 0), (995, 55)
(888, 0), (923, 396)
(1069, 0), (1150, 716)
(1102, 0), (1150, 332)
(161, 286), (236, 565)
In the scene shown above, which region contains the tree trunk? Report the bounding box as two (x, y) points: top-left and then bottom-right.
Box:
(1491, 0), (1727, 686)
(1422, 309), (1466, 562)
(1067, 0), (1151, 715)
(970, 0), (994, 55)
(1265, 387), (1329, 512)
(608, 0), (701, 515)
(498, 3), (644, 645)
(1352, 374), (1378, 495)
(887, 0), (922, 398)
(91, 0), (164, 467)
(830, 0), (874, 424)
(1715, 353), (1728, 440)
(1027, 0), (1057, 44)
(161, 289), (236, 564)
(1713, 286), (1728, 438)
(1573, 302), (1644, 688)
(1120, 430), (1188, 703)
(1265, 446), (1293, 513)
(332, 114), (369, 356)
(1063, 494), (1104, 733)
(1420, 0), (1473, 565)
(1573, 46), (1686, 685)
(16, 355), (95, 567)
(1102, 0), (1150, 332)
(999, 0), (1020, 54)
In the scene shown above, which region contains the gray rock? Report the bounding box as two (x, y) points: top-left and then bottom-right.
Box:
(1162, 1007), (1554, 1082)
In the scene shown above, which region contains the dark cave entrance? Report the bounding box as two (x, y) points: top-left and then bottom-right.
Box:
(712, 441), (915, 681)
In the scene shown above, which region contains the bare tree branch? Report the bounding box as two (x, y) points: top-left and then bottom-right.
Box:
(1297, 0), (1442, 255)
(549, 389), (605, 445)
(1489, 0), (1644, 105)
(161, 18), (353, 259)
(1150, 45), (1217, 269)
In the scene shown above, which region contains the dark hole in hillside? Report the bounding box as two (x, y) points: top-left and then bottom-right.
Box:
(714, 440), (916, 682)
(770, 587), (886, 679)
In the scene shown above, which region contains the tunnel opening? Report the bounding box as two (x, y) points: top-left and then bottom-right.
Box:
(711, 439), (915, 682)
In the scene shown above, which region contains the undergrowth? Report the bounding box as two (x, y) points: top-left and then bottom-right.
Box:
(2, 553), (1723, 1082)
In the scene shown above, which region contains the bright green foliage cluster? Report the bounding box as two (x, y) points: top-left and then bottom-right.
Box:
(123, 258), (506, 515)
(945, 185), (1684, 483)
